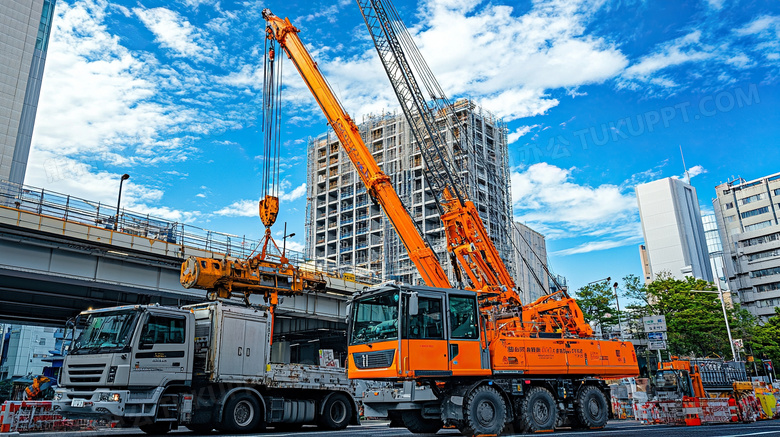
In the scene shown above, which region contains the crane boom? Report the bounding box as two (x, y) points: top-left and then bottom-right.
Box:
(262, 9), (450, 289)
(356, 0), (517, 300)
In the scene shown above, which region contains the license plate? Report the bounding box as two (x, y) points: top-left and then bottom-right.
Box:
(71, 399), (85, 407)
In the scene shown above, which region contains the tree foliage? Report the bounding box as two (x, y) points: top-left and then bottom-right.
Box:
(575, 280), (618, 336)
(748, 307), (780, 370)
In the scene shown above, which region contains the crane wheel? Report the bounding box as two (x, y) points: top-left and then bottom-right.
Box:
(459, 385), (507, 436)
(401, 410), (442, 434)
(519, 386), (557, 433)
(575, 385), (608, 429)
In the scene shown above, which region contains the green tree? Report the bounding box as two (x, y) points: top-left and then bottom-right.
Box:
(575, 280), (618, 337)
(748, 307), (780, 371)
(625, 272), (749, 359)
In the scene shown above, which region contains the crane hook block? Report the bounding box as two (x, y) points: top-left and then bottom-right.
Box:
(259, 195), (279, 228)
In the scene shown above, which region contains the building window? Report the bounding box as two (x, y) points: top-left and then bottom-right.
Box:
(742, 232), (780, 247)
(741, 206), (770, 219)
(725, 215), (736, 223)
(725, 202), (734, 209)
(751, 266), (780, 278)
(774, 188), (780, 196)
(756, 282), (780, 293)
(740, 193), (764, 205)
(745, 220), (773, 232)
(748, 248), (780, 261)
(39, 338), (45, 346)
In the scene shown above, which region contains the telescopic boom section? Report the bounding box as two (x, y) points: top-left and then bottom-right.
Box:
(262, 9), (450, 289)
(355, 0), (517, 301)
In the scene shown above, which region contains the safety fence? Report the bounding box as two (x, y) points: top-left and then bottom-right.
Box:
(633, 395), (777, 426)
(0, 400), (112, 433)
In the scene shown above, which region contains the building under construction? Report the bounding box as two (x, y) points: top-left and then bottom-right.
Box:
(305, 99), (514, 285)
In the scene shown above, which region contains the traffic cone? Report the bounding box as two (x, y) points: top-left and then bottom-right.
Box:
(728, 397), (739, 422)
(683, 397), (701, 426)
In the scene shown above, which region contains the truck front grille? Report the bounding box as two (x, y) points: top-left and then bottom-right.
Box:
(66, 363), (106, 384)
(353, 349), (395, 369)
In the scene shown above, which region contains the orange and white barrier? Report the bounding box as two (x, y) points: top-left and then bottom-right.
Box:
(0, 400), (98, 433)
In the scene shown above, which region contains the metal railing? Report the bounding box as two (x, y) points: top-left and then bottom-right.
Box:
(0, 180), (379, 283)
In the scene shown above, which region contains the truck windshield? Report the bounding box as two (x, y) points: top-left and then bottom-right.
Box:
(350, 291), (399, 345)
(71, 310), (140, 354)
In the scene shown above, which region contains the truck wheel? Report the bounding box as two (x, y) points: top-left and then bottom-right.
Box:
(459, 385), (507, 436)
(222, 393), (261, 433)
(575, 385), (608, 429)
(401, 411), (442, 434)
(519, 386), (557, 433)
(318, 393), (352, 430)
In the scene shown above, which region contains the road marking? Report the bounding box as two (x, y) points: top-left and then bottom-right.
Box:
(717, 431), (780, 437)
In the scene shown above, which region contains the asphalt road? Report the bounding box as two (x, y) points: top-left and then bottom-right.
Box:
(12, 420), (780, 437)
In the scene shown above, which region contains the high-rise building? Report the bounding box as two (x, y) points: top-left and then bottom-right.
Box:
(713, 173), (780, 320)
(0, 0), (56, 185)
(511, 222), (549, 303)
(636, 177), (713, 282)
(305, 100), (513, 286)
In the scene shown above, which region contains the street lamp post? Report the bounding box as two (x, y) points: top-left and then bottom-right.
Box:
(281, 222), (295, 258)
(613, 282), (623, 339)
(114, 174), (130, 231)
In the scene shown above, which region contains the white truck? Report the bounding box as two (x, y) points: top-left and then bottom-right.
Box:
(53, 301), (358, 434)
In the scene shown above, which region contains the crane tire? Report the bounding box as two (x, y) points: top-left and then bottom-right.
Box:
(459, 385), (507, 436)
(575, 385), (609, 429)
(519, 386), (557, 433)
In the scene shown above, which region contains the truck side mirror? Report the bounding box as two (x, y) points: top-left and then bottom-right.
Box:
(409, 292), (419, 316)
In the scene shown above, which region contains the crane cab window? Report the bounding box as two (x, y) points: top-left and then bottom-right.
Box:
(140, 315), (186, 344)
(406, 297), (444, 340)
(449, 295), (478, 339)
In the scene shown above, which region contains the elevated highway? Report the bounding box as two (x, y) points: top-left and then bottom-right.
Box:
(0, 182), (377, 339)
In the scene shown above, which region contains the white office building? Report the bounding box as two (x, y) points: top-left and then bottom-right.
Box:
(636, 177), (713, 282)
(713, 173), (780, 320)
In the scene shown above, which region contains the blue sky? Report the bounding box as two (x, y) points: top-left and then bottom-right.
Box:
(27, 0), (780, 293)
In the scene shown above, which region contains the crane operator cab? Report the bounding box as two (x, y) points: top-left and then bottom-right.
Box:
(347, 283), (491, 380)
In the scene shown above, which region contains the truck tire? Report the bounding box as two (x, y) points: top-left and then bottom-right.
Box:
(222, 393), (262, 433)
(519, 386), (557, 433)
(575, 385), (608, 429)
(459, 385), (507, 436)
(401, 410), (442, 434)
(317, 393), (352, 430)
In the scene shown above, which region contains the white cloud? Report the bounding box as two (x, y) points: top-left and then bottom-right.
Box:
(512, 163), (641, 254)
(672, 165), (707, 181)
(280, 183), (307, 202)
(552, 240), (636, 256)
(507, 125), (538, 144)
(133, 7), (217, 61)
(214, 199), (257, 217)
(704, 0), (724, 10)
(622, 31), (714, 86)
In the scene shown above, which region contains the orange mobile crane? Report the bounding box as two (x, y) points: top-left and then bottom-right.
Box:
(262, 8), (637, 435)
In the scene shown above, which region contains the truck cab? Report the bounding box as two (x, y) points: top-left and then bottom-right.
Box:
(55, 302), (358, 434)
(55, 305), (194, 421)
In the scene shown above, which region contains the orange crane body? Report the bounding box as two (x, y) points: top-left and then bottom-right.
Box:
(262, 8), (637, 434)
